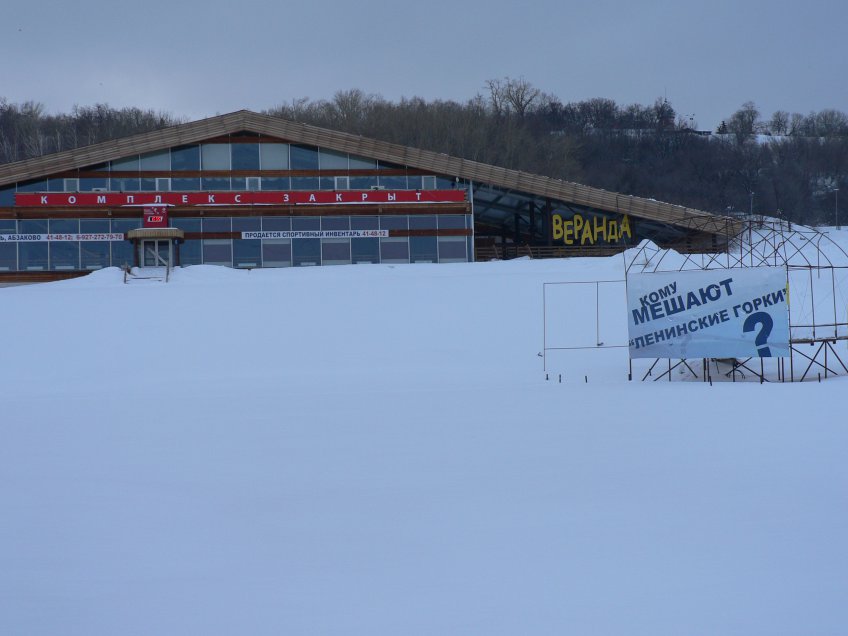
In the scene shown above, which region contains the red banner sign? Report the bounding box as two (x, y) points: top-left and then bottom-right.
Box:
(143, 206), (169, 227)
(14, 190), (467, 208)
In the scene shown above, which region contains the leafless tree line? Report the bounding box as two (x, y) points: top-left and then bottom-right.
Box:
(2, 79), (846, 225)
(0, 99), (181, 164)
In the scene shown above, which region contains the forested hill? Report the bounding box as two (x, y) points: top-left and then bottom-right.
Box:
(2, 82), (846, 226)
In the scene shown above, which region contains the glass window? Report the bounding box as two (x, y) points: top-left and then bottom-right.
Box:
(231, 177), (246, 190)
(79, 178), (108, 191)
(49, 219), (79, 234)
(319, 149), (348, 170)
(111, 155), (140, 171)
(20, 220), (48, 233)
(171, 177), (200, 191)
(234, 239), (260, 267)
(422, 175), (437, 189)
(48, 178), (65, 192)
(232, 143), (260, 170)
(170, 217), (202, 232)
(352, 238), (378, 263)
(110, 217), (142, 234)
(171, 145), (200, 171)
(349, 155), (377, 169)
(111, 177), (140, 191)
(292, 217), (319, 231)
(202, 217), (231, 233)
(410, 236), (438, 263)
(179, 240), (202, 265)
(111, 218), (141, 268)
(203, 239), (232, 266)
(262, 217), (290, 231)
(409, 215), (437, 230)
(380, 215), (407, 230)
(0, 186), (16, 206)
(260, 143), (289, 170)
(380, 238), (409, 263)
(292, 238), (320, 266)
(436, 177), (455, 189)
(262, 240), (291, 267)
(379, 175), (407, 190)
(319, 177), (335, 190)
(202, 177), (230, 190)
(350, 176), (377, 189)
(201, 144), (230, 170)
(322, 239), (350, 265)
(351, 216), (379, 230)
(171, 177), (200, 192)
(170, 218), (202, 265)
(140, 150), (170, 171)
(0, 219), (17, 271)
(64, 178), (79, 192)
(80, 219), (111, 270)
(246, 177), (261, 191)
(290, 145), (319, 170)
(18, 219), (48, 270)
(438, 215), (467, 229)
(140, 178), (157, 191)
(438, 237), (467, 263)
(233, 217), (262, 267)
(406, 175), (422, 190)
(17, 179), (48, 193)
(261, 177), (289, 190)
(321, 217), (349, 230)
(232, 217), (261, 232)
(291, 177), (319, 190)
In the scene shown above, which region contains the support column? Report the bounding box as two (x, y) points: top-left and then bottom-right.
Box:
(529, 201), (536, 243)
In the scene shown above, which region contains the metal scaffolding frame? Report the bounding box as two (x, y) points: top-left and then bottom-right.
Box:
(625, 218), (848, 382)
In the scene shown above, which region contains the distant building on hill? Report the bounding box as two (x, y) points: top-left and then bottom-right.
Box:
(0, 111), (741, 283)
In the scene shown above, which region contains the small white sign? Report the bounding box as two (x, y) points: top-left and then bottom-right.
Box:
(241, 230), (389, 239)
(0, 233), (125, 242)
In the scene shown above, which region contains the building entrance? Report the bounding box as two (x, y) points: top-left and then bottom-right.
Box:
(141, 239), (171, 268)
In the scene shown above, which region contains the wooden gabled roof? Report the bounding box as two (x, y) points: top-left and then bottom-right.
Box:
(0, 110), (742, 236)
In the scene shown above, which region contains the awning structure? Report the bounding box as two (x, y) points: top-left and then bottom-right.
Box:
(126, 228), (184, 240)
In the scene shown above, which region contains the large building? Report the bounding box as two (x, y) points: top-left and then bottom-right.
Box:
(0, 111), (740, 282)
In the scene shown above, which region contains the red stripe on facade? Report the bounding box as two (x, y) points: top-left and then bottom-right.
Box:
(15, 190), (467, 208)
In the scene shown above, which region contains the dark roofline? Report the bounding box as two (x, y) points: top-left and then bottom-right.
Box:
(0, 110), (742, 237)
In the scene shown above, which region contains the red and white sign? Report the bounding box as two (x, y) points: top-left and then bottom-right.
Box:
(14, 190), (467, 208)
(143, 206), (169, 227)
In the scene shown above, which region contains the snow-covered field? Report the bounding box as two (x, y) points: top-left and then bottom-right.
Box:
(2, 239), (847, 635)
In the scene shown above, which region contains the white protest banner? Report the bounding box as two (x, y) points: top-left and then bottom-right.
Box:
(627, 267), (789, 358)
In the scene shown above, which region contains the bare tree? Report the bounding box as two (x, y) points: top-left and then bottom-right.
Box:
(727, 101), (762, 144)
(769, 110), (789, 135)
(502, 77), (540, 118)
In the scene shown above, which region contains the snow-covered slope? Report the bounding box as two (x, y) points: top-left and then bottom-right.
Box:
(2, 250), (847, 635)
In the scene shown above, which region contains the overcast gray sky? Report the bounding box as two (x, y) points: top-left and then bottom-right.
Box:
(3, 0), (846, 132)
